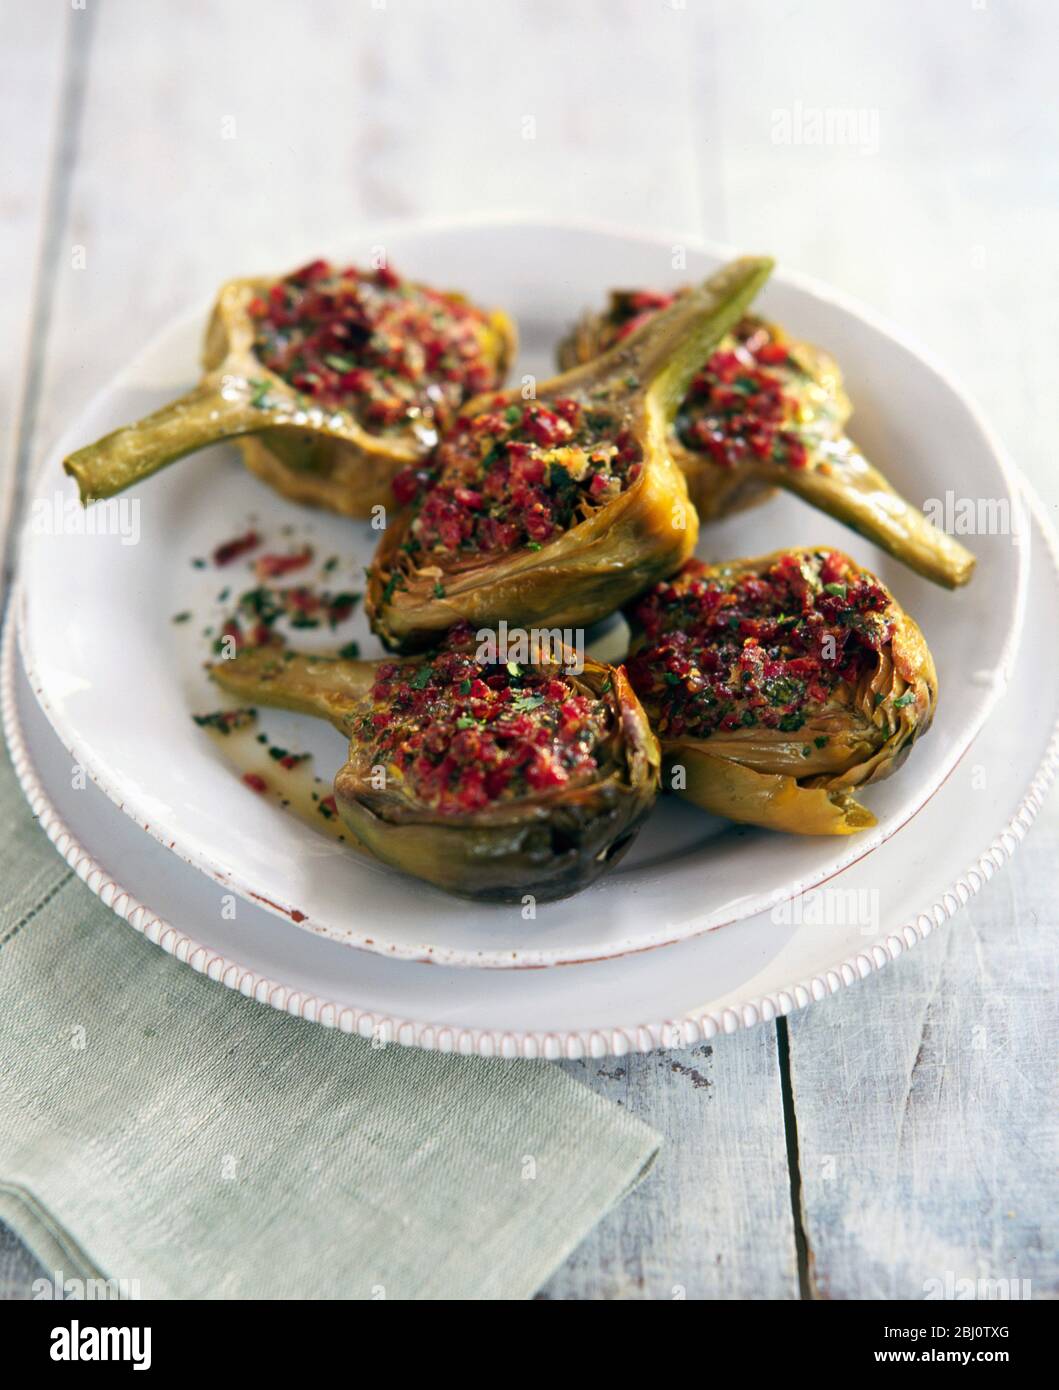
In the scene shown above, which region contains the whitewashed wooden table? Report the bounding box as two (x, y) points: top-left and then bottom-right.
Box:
(2, 0), (1056, 1300)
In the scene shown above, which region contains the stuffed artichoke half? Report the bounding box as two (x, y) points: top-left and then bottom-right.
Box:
(624, 548), (937, 835)
(559, 290), (975, 589)
(65, 259), (516, 518)
(367, 257), (775, 651)
(209, 627), (659, 903)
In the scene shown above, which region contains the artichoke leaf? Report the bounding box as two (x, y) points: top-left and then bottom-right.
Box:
(699, 712), (882, 777)
(368, 257), (774, 652)
(664, 745), (878, 835)
(203, 647), (377, 730)
(371, 424), (696, 643)
(559, 291), (975, 588)
(65, 265), (515, 519)
(625, 547), (938, 836)
(209, 640), (660, 903)
(768, 437), (975, 589)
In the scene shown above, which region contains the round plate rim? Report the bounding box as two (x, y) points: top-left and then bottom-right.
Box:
(3, 480), (1056, 1058)
(11, 218), (1030, 969)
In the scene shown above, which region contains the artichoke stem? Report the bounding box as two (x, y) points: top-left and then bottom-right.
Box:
(767, 454), (976, 589)
(64, 379), (263, 504)
(209, 649), (377, 732)
(628, 257), (774, 420)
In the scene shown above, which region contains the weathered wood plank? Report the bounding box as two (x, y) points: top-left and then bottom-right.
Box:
(544, 1027), (798, 1300)
(8, 0), (1058, 1304)
(0, 1), (69, 592)
(4, 0), (794, 1303)
(0, 0), (70, 1303)
(704, 0), (1059, 513)
(787, 812), (1059, 1299)
(710, 0), (1059, 1301)
(32, 0), (374, 440)
(32, 0), (703, 445)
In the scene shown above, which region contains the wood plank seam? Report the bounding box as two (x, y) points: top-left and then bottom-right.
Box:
(1, 4), (98, 601)
(777, 1017), (818, 1299)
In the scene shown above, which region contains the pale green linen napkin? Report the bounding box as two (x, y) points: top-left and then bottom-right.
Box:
(0, 751), (659, 1300)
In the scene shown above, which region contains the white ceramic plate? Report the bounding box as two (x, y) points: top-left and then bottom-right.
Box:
(16, 220), (1028, 967)
(4, 490), (1056, 1057)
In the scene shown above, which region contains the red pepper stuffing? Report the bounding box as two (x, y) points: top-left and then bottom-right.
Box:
(355, 626), (610, 815)
(391, 466), (432, 507)
(406, 397), (642, 559)
(213, 531), (261, 566)
(627, 551), (895, 739)
(676, 325), (808, 471)
(599, 294), (812, 473)
(213, 578), (360, 656)
(248, 260), (505, 437)
(254, 546), (314, 580)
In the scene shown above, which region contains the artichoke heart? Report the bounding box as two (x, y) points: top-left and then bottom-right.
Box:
(559, 289), (974, 589)
(624, 547), (938, 835)
(367, 257), (775, 651)
(64, 258), (516, 518)
(208, 627), (660, 903)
